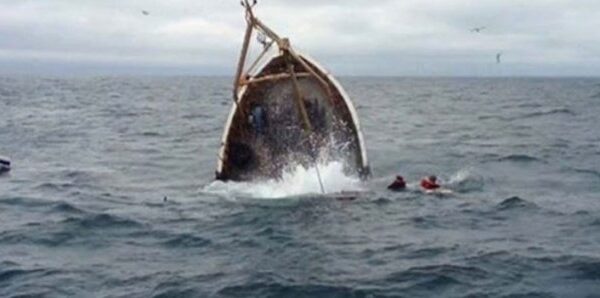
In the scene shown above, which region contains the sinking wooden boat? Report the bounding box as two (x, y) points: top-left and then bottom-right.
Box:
(215, 1), (369, 182)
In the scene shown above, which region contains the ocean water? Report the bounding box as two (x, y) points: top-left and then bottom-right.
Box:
(1, 76), (599, 297)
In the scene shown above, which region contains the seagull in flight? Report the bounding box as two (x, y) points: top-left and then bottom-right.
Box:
(471, 26), (486, 33)
(496, 52), (502, 64)
(141, 10), (149, 16)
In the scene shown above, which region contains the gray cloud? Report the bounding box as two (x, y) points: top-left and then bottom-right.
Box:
(1, 0), (599, 75)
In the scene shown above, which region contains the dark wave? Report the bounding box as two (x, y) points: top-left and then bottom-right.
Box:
(496, 154), (544, 163)
(0, 260), (19, 267)
(34, 182), (77, 191)
(478, 114), (508, 121)
(0, 268), (45, 283)
(0, 196), (51, 207)
(0, 197), (86, 215)
(0, 230), (29, 245)
(590, 218), (600, 226)
(358, 243), (413, 259)
(152, 288), (202, 298)
(54, 170), (106, 189)
(404, 246), (456, 259)
(61, 213), (142, 229)
(0, 268), (63, 298)
(498, 291), (554, 298)
(0, 261), (61, 283)
(1, 226), (87, 247)
(48, 202), (85, 214)
(373, 197), (392, 204)
(408, 215), (441, 229)
(141, 131), (162, 137)
(384, 264), (489, 289)
(574, 210), (590, 215)
(591, 92), (600, 99)
(496, 196), (537, 211)
(217, 282), (361, 298)
(478, 108), (574, 122)
(161, 233), (211, 248)
(63, 169), (92, 179)
(567, 167), (600, 179)
(564, 259), (600, 280)
(520, 108), (575, 119)
(516, 102), (543, 108)
(182, 113), (211, 120)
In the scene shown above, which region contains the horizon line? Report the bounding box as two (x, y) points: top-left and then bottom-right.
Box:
(1, 73), (599, 79)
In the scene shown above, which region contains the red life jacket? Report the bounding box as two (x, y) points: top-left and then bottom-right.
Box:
(420, 178), (440, 190)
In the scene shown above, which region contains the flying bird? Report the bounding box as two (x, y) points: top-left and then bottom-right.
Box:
(142, 10), (149, 16)
(470, 26), (486, 33)
(496, 52), (502, 64)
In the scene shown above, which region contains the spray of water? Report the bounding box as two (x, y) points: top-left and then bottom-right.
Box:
(447, 167), (484, 192)
(202, 161), (363, 199)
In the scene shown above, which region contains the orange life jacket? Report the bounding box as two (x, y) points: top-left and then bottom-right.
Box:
(420, 178), (440, 190)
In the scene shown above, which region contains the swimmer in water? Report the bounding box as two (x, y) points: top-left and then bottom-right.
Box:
(388, 175), (407, 191)
(420, 175), (440, 190)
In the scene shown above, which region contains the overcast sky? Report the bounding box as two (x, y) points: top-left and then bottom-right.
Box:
(1, 0), (599, 76)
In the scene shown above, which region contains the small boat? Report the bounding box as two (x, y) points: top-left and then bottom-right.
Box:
(215, 1), (369, 182)
(0, 155), (10, 173)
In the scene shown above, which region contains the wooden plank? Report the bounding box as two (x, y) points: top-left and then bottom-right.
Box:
(242, 72), (310, 85)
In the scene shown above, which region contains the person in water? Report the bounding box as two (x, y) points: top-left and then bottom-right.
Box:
(388, 175), (406, 190)
(420, 175), (440, 190)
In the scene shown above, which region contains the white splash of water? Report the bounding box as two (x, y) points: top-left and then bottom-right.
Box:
(447, 167), (484, 192)
(448, 168), (472, 184)
(202, 161), (364, 199)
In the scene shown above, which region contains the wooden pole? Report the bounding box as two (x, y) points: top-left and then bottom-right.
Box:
(286, 55), (312, 132)
(286, 53), (325, 194)
(250, 16), (282, 45)
(232, 15), (253, 102)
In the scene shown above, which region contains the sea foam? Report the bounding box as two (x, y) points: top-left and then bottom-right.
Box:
(202, 161), (363, 199)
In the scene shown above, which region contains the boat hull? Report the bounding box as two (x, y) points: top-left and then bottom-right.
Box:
(216, 53), (369, 181)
